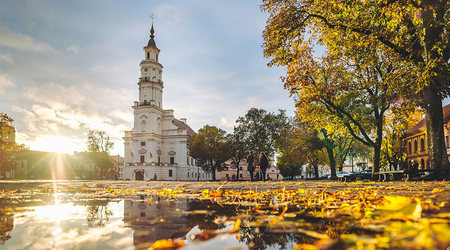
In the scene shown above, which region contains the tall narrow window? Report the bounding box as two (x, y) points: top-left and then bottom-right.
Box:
(147, 52), (149, 59)
(158, 156), (160, 165)
(420, 138), (425, 151)
(141, 120), (146, 132)
(141, 141), (146, 146)
(408, 142), (412, 153)
(414, 140), (418, 152)
(140, 156), (145, 163)
(169, 170), (173, 177)
(170, 157), (174, 164)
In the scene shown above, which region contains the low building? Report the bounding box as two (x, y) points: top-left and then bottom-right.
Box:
(405, 104), (450, 170)
(217, 159), (283, 181)
(15, 150), (73, 179)
(15, 150), (119, 180)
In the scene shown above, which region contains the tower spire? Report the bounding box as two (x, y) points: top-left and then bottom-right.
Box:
(150, 23), (155, 40)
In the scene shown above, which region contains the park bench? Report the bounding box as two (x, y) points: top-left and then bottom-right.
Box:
(372, 170), (406, 181)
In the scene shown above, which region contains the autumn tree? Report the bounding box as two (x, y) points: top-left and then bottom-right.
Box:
(86, 130), (114, 153)
(261, 0), (449, 176)
(189, 125), (230, 180)
(263, 14), (412, 174)
(0, 113), (16, 179)
(276, 119), (305, 179)
(381, 103), (424, 170)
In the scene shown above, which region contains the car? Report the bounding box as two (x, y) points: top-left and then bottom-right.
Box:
(351, 170), (373, 180)
(336, 171), (352, 177)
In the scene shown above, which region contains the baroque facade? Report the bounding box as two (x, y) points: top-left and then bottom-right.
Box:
(405, 104), (450, 170)
(123, 25), (210, 181)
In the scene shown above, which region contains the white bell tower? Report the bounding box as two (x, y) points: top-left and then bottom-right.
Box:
(138, 24), (163, 108)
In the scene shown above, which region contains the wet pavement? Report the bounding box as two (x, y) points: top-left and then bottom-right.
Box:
(0, 180), (449, 249)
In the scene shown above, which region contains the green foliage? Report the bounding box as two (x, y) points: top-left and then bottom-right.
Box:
(189, 125), (230, 180)
(278, 165), (301, 180)
(86, 130), (114, 153)
(226, 127), (248, 181)
(234, 108), (289, 158)
(0, 113), (16, 178)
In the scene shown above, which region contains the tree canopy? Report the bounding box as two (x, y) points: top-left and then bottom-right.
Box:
(86, 130), (114, 153)
(0, 113), (16, 178)
(262, 0), (449, 175)
(189, 125), (229, 180)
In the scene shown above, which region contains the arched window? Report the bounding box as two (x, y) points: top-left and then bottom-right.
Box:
(147, 52), (149, 59)
(420, 158), (425, 170)
(408, 142), (411, 153)
(414, 140), (418, 152)
(420, 138), (425, 151)
(141, 120), (146, 132)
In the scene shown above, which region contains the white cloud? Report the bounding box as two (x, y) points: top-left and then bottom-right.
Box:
(67, 45), (80, 54)
(219, 117), (235, 131)
(0, 54), (13, 64)
(0, 24), (53, 53)
(0, 73), (14, 93)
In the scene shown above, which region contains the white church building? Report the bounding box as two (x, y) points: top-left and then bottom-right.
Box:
(123, 24), (211, 181)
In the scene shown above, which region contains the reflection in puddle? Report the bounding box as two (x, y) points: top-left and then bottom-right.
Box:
(0, 194), (309, 249)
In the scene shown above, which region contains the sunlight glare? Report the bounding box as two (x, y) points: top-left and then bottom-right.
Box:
(27, 135), (85, 154)
(34, 203), (85, 223)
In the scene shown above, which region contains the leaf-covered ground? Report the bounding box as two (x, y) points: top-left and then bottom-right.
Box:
(0, 180), (449, 249)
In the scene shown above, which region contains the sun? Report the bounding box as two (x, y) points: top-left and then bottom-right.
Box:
(26, 135), (85, 154)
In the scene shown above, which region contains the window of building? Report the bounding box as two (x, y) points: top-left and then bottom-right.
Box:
(240, 174), (243, 178)
(420, 138), (425, 151)
(169, 170), (173, 177)
(414, 140), (418, 152)
(446, 136), (449, 148)
(408, 142), (412, 153)
(140, 212), (145, 217)
(141, 141), (146, 146)
(420, 158), (425, 170)
(187, 156), (189, 165)
(147, 52), (149, 59)
(140, 156), (145, 163)
(187, 172), (189, 177)
(170, 157), (174, 164)
(158, 156), (160, 165)
(141, 120), (146, 132)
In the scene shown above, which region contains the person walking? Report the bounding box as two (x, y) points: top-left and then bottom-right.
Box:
(259, 153), (269, 182)
(247, 151), (255, 182)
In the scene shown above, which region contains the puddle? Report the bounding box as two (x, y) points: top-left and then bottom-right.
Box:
(0, 193), (323, 249)
(0, 182), (448, 249)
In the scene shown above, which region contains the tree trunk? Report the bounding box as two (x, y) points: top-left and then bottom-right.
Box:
(422, 86), (450, 178)
(210, 160), (216, 181)
(326, 147), (337, 179)
(313, 165), (319, 179)
(372, 144), (381, 178)
(235, 158), (240, 181)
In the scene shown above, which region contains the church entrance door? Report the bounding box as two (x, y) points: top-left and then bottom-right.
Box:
(135, 170), (144, 180)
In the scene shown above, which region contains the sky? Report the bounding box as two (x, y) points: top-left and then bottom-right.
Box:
(0, 0), (296, 156)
